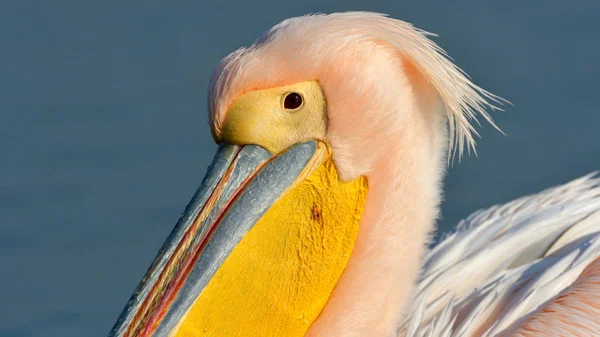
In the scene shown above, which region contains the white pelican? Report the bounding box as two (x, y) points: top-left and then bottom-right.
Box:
(108, 12), (600, 337)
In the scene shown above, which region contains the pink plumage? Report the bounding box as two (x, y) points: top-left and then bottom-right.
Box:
(514, 258), (600, 336)
(208, 12), (600, 337)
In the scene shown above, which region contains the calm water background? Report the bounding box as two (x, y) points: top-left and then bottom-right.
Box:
(1, 1), (599, 336)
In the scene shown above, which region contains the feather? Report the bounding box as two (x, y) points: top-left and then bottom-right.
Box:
(209, 12), (506, 161)
(400, 172), (600, 336)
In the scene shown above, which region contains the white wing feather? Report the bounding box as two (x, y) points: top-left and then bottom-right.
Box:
(400, 172), (600, 337)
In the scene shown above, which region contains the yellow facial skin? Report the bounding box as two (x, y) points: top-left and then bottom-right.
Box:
(218, 80), (328, 154)
(170, 81), (367, 336)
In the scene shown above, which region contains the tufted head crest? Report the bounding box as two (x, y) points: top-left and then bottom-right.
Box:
(209, 12), (504, 160)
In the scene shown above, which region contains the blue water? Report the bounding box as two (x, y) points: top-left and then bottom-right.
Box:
(1, 1), (599, 336)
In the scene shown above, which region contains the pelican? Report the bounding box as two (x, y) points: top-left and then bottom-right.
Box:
(108, 12), (600, 337)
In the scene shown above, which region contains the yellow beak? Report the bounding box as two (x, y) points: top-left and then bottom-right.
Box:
(108, 140), (367, 337)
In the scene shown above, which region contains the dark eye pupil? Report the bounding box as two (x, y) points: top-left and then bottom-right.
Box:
(284, 92), (303, 110)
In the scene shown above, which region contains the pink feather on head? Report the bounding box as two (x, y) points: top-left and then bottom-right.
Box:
(208, 12), (503, 169)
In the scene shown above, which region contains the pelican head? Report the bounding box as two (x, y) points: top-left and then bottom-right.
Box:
(109, 12), (499, 337)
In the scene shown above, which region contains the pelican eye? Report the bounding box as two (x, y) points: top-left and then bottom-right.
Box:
(283, 92), (303, 110)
